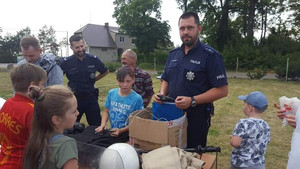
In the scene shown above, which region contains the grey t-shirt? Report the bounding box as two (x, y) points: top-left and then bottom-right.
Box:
(45, 135), (78, 169)
(231, 118), (270, 168)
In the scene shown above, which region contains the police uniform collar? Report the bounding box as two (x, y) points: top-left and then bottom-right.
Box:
(180, 38), (201, 54)
(74, 53), (86, 61)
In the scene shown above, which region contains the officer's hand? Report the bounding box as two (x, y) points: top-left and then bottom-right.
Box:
(95, 125), (105, 133)
(110, 128), (120, 137)
(154, 93), (163, 104)
(175, 96), (192, 110)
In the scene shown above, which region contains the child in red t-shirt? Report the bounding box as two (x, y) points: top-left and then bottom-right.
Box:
(0, 63), (46, 169)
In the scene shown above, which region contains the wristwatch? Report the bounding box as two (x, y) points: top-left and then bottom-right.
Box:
(191, 97), (197, 107)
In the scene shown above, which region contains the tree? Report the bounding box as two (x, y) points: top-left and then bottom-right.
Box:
(287, 0), (300, 41)
(216, 0), (230, 51)
(175, 0), (230, 50)
(38, 25), (58, 54)
(58, 37), (68, 57)
(176, 0), (189, 12)
(174, 0), (284, 50)
(0, 27), (31, 62)
(0, 27), (2, 39)
(113, 0), (172, 54)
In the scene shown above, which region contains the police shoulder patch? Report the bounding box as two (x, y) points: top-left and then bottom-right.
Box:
(63, 56), (73, 61)
(87, 54), (97, 59)
(169, 47), (181, 54)
(204, 47), (214, 55)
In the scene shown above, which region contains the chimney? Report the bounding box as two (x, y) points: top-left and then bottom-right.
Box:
(105, 22), (109, 29)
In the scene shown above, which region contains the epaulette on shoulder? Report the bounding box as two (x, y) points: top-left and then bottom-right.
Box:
(63, 57), (70, 61)
(204, 47), (215, 55)
(86, 54), (97, 59)
(169, 47), (181, 54)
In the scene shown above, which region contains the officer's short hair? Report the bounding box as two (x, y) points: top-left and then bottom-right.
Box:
(116, 65), (135, 82)
(69, 34), (83, 47)
(179, 12), (200, 26)
(20, 36), (41, 51)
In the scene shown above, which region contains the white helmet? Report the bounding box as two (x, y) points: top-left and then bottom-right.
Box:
(99, 143), (140, 169)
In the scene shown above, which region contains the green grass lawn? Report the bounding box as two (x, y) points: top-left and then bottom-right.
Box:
(0, 71), (299, 169)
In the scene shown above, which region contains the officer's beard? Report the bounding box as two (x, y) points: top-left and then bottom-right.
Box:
(182, 36), (198, 47)
(75, 49), (85, 57)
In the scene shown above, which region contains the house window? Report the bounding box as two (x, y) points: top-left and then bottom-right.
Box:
(101, 48), (107, 52)
(120, 37), (125, 43)
(131, 39), (136, 45)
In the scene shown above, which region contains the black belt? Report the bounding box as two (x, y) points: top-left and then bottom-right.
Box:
(186, 103), (214, 116)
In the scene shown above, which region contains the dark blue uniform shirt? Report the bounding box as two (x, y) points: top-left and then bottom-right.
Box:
(60, 53), (108, 94)
(162, 40), (227, 99)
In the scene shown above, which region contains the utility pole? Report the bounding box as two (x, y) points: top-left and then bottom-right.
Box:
(286, 58), (289, 81)
(66, 31), (69, 56)
(56, 30), (69, 57)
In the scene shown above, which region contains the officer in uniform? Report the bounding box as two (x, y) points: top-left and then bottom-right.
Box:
(154, 12), (228, 148)
(60, 35), (109, 126)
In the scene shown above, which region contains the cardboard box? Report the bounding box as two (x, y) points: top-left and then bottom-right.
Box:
(200, 154), (216, 169)
(129, 107), (187, 151)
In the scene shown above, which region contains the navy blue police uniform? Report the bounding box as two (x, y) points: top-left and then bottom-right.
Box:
(161, 39), (228, 148)
(60, 53), (108, 126)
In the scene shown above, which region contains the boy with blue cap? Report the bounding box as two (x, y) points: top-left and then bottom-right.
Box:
(230, 91), (270, 169)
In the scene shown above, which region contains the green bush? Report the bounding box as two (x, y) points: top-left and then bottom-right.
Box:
(138, 62), (153, 69)
(157, 70), (164, 75)
(155, 64), (165, 71)
(0, 50), (17, 63)
(137, 49), (168, 67)
(246, 69), (267, 79)
(275, 52), (300, 80)
(105, 62), (122, 72)
(222, 43), (269, 70)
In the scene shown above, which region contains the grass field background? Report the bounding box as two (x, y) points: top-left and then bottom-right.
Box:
(0, 71), (299, 169)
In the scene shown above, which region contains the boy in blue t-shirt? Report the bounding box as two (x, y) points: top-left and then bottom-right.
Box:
(230, 91), (270, 169)
(95, 65), (144, 137)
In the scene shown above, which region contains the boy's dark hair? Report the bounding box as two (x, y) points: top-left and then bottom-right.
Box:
(20, 36), (40, 51)
(116, 65), (135, 82)
(10, 63), (47, 92)
(179, 12), (200, 26)
(69, 34), (83, 46)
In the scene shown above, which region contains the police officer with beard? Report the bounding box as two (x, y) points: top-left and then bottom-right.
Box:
(60, 35), (109, 125)
(154, 12), (228, 148)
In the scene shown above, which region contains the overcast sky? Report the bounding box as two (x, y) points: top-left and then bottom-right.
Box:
(1, 0), (183, 49)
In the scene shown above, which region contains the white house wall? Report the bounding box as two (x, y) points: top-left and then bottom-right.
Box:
(88, 47), (118, 63)
(115, 34), (136, 50)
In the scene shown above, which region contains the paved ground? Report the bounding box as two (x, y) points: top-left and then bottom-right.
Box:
(148, 70), (277, 80)
(226, 71), (277, 79)
(0, 63), (16, 68)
